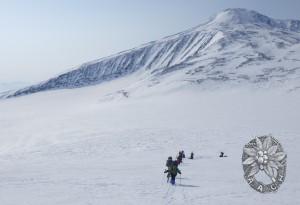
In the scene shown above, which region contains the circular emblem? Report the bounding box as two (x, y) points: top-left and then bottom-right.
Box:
(242, 135), (287, 193)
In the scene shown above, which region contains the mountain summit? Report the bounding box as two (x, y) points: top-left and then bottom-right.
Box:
(211, 8), (276, 25)
(3, 8), (300, 98)
(211, 8), (273, 24)
(208, 8), (300, 31)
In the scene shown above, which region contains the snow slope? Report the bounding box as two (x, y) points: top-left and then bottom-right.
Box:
(0, 76), (300, 204)
(0, 8), (300, 205)
(4, 8), (300, 98)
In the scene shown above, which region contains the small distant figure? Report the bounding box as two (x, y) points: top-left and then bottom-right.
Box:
(189, 152), (194, 159)
(219, 152), (227, 157)
(182, 150), (185, 158)
(177, 151), (183, 164)
(165, 156), (173, 181)
(164, 161), (181, 185)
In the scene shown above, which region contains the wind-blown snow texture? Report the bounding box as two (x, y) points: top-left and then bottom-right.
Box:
(5, 8), (300, 98)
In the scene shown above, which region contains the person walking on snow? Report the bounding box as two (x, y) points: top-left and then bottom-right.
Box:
(164, 161), (181, 185)
(177, 151), (183, 164)
(165, 156), (173, 181)
(182, 150), (185, 158)
(219, 152), (227, 157)
(166, 156), (173, 167)
(190, 152), (194, 159)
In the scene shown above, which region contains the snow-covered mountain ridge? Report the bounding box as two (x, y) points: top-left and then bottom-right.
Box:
(1, 8), (300, 205)
(4, 8), (300, 98)
(207, 8), (300, 30)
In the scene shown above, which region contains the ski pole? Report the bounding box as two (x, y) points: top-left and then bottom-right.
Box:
(162, 172), (166, 184)
(180, 174), (181, 185)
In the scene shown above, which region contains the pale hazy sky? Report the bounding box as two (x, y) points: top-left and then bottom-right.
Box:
(0, 0), (299, 83)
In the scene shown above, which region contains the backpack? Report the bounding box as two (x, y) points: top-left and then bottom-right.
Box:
(166, 158), (173, 166)
(169, 164), (178, 175)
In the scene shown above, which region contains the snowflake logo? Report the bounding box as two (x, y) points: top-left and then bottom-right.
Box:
(242, 135), (287, 193)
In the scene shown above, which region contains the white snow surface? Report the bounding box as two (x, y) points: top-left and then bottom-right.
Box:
(0, 76), (300, 204)
(0, 8), (300, 205)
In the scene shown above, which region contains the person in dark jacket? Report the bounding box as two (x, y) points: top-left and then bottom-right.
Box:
(190, 152), (194, 159)
(219, 152), (227, 157)
(182, 150), (185, 158)
(166, 156), (173, 167)
(164, 161), (181, 185)
(177, 152), (183, 164)
(165, 156), (173, 181)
